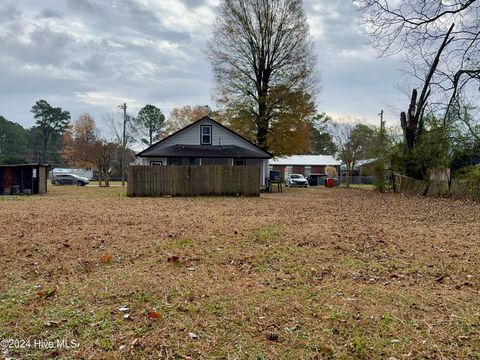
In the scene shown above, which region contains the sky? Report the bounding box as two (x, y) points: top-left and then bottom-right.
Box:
(0, 0), (407, 134)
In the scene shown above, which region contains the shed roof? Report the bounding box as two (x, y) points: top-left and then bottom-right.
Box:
(270, 155), (340, 166)
(140, 144), (270, 159)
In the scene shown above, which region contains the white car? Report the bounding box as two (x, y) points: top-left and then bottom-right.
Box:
(285, 174), (309, 187)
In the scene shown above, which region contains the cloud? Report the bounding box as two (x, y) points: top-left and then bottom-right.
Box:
(0, 0), (405, 132)
(39, 8), (62, 18)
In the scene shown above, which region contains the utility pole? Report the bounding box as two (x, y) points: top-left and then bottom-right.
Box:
(378, 109), (387, 190)
(119, 102), (127, 187)
(378, 109), (386, 148)
(378, 109), (385, 131)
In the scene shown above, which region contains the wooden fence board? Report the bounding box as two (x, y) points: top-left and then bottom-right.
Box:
(394, 173), (429, 195)
(450, 179), (480, 201)
(127, 165), (260, 197)
(394, 172), (480, 202)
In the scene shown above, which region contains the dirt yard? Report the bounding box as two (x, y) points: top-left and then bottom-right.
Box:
(0, 186), (479, 359)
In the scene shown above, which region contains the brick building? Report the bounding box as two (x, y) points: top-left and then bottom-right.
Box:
(269, 155), (341, 178)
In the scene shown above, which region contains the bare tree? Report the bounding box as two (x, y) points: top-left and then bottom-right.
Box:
(208, 0), (318, 152)
(91, 140), (118, 187)
(104, 112), (135, 181)
(356, 0), (480, 177)
(334, 123), (376, 187)
(356, 0), (480, 119)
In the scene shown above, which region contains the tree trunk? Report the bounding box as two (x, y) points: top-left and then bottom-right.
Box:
(98, 167), (103, 187)
(42, 134), (48, 164)
(257, 97), (269, 150)
(345, 167), (351, 188)
(399, 24), (455, 179)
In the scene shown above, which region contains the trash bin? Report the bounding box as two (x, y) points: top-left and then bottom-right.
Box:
(325, 178), (334, 188)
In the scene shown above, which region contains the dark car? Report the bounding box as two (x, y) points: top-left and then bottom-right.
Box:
(307, 173), (328, 186)
(51, 174), (89, 186)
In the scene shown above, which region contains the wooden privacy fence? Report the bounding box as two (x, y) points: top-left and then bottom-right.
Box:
(450, 179), (480, 202)
(393, 173), (429, 195)
(128, 165), (260, 197)
(394, 172), (480, 202)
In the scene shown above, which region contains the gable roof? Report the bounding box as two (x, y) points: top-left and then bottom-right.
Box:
(140, 145), (270, 158)
(136, 116), (272, 158)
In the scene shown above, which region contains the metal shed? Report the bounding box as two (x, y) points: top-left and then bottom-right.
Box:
(0, 164), (48, 195)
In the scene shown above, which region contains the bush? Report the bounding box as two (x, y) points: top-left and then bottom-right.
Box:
(457, 166), (480, 182)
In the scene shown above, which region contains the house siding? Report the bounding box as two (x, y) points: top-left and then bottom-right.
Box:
(292, 165), (304, 175)
(311, 165), (326, 174)
(135, 118), (271, 187)
(146, 119), (267, 158)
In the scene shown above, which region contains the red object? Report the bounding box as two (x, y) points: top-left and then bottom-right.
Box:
(326, 178), (334, 188)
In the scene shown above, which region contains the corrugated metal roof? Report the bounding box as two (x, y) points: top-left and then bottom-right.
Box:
(340, 159), (377, 170)
(270, 155), (340, 166)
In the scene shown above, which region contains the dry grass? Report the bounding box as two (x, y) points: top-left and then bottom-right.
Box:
(0, 186), (479, 359)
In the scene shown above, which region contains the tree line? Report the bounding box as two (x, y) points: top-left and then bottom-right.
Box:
(2, 0), (478, 188)
(0, 99), (338, 184)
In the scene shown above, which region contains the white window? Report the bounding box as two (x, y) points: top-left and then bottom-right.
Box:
(201, 125), (212, 145)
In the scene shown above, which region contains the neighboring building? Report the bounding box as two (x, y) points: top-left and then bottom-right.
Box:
(269, 155), (341, 178)
(50, 168), (94, 180)
(340, 159), (377, 177)
(0, 164), (48, 195)
(135, 116), (272, 185)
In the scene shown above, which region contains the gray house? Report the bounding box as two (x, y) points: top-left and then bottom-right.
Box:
(135, 116), (271, 185)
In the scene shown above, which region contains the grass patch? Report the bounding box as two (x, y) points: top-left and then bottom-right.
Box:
(0, 186), (479, 358)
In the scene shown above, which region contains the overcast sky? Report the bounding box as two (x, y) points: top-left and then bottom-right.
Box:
(0, 0), (406, 133)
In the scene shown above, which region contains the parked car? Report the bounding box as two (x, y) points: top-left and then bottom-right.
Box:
(51, 174), (89, 186)
(285, 174), (309, 187)
(307, 173), (328, 186)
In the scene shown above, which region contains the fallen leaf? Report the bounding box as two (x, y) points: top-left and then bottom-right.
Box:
(100, 254), (113, 263)
(37, 288), (56, 298)
(147, 311), (161, 319)
(188, 332), (198, 339)
(167, 255), (179, 263)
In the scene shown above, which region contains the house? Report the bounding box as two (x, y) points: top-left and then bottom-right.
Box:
(0, 164), (48, 195)
(269, 155), (341, 178)
(340, 159), (377, 177)
(135, 116), (271, 186)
